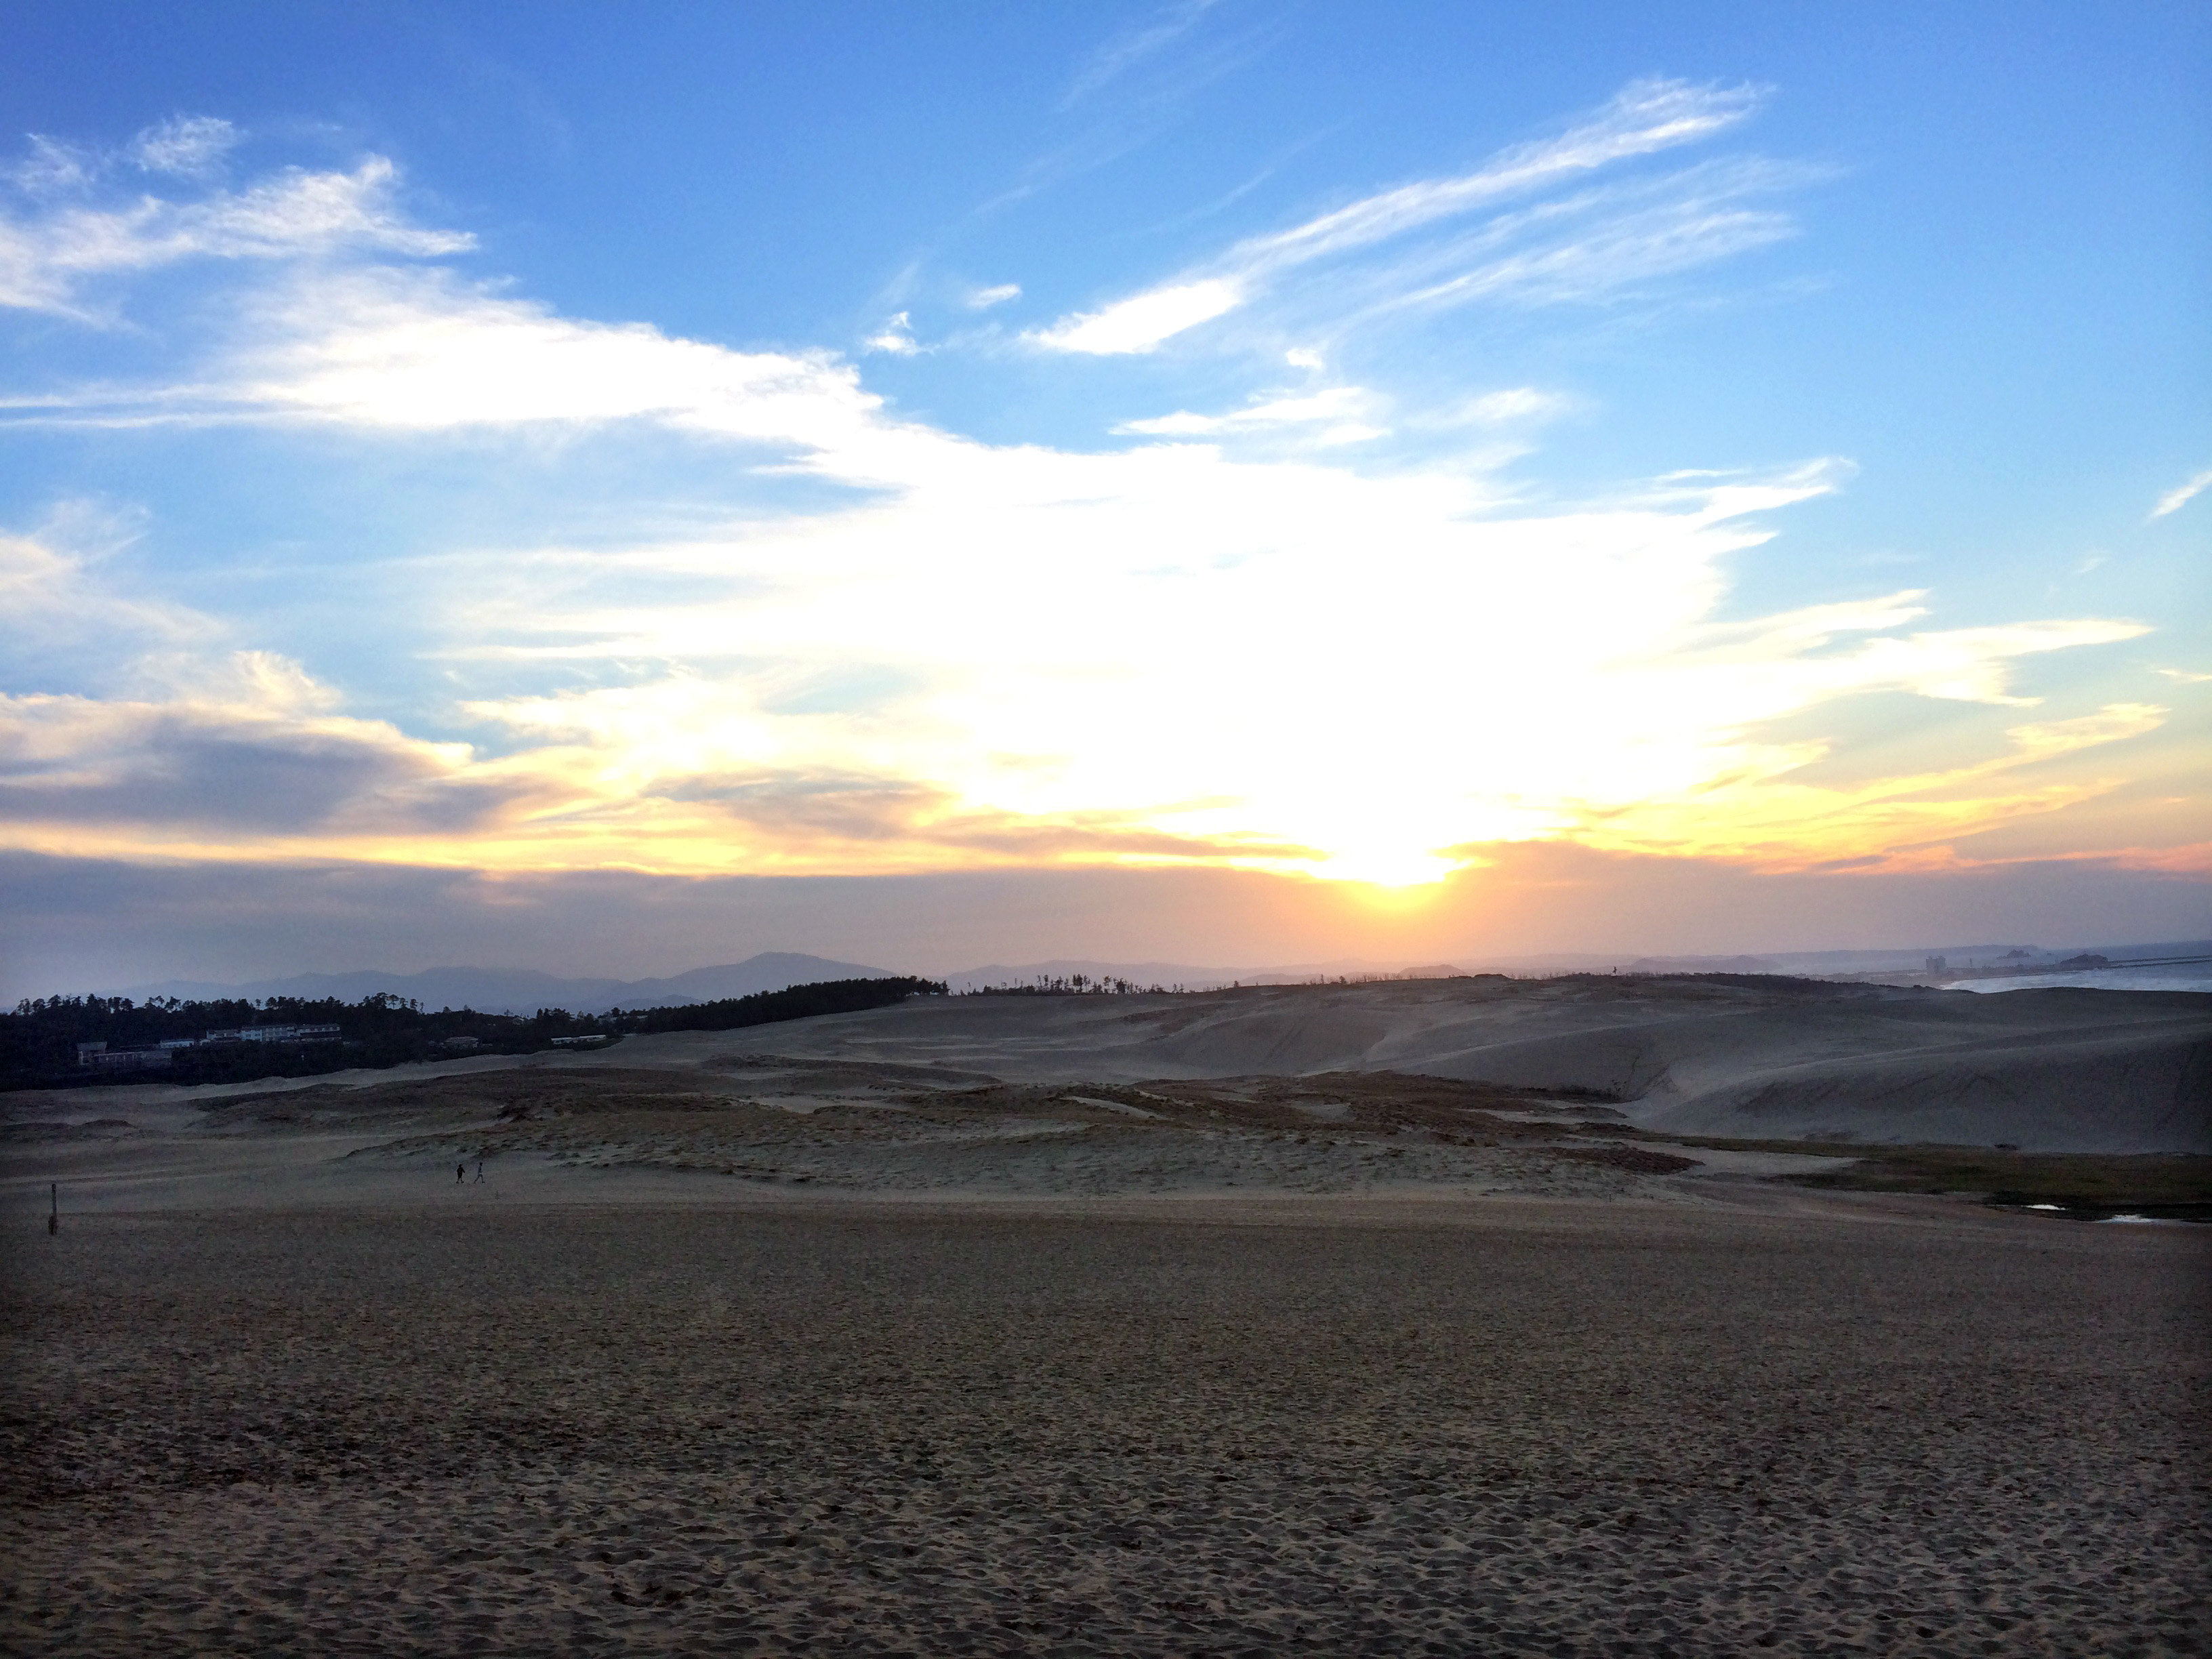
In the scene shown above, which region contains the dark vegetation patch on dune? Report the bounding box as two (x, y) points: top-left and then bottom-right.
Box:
(1790, 1147), (2212, 1220)
(1586, 1126), (2212, 1218)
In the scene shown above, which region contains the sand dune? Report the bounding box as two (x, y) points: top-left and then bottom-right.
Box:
(608, 977), (2212, 1154)
(17, 976), (2207, 1158)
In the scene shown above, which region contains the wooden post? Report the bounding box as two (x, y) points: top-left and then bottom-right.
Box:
(49, 1181), (58, 1235)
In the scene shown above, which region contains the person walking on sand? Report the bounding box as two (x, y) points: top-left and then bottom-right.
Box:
(456, 1161), (466, 1185)
(473, 1158), (486, 1185)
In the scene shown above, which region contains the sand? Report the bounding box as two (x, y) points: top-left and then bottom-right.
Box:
(3, 1193), (2207, 1656)
(3, 981), (2207, 1653)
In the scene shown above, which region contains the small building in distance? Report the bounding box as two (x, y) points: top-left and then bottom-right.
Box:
(75, 1042), (172, 1071)
(202, 1024), (342, 1044)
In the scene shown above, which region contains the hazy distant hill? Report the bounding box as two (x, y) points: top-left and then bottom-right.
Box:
(118, 952), (898, 1015)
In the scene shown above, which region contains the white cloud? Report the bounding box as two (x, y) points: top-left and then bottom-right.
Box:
(129, 116), (240, 178)
(1025, 276), (1244, 355)
(863, 310), (920, 354)
(966, 283), (1021, 309)
(1284, 348), (1324, 370)
(2155, 667), (2212, 684)
(1114, 384), (1376, 436)
(211, 267), (889, 453)
(1115, 384), (1569, 449)
(2150, 467), (2212, 519)
(1029, 77), (1773, 353)
(0, 150), (471, 317)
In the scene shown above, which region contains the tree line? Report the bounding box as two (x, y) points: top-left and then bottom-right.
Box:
(962, 974), (1180, 995)
(1, 977), (944, 1090)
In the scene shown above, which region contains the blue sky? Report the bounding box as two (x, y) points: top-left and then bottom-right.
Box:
(1, 1), (2205, 985)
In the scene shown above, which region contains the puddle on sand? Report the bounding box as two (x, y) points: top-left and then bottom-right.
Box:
(1994, 1200), (2209, 1225)
(2096, 1213), (2193, 1226)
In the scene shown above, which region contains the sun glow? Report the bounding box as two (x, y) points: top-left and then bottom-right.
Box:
(1311, 847), (1460, 889)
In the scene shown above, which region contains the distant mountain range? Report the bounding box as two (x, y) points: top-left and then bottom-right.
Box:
(119, 953), (900, 1016)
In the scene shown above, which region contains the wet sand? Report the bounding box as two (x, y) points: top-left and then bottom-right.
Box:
(4, 1192), (2206, 1656)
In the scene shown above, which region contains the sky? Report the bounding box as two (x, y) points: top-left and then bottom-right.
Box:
(1, 1), (2207, 994)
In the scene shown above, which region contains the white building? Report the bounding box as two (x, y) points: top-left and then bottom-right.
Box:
(202, 1024), (342, 1044)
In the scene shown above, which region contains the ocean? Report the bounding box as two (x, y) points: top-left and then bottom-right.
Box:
(1945, 964), (2212, 995)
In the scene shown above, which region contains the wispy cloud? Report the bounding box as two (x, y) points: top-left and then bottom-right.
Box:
(1415, 387), (1576, 428)
(0, 143), (470, 319)
(969, 0), (1275, 221)
(1065, 0), (1227, 104)
(965, 282), (1021, 309)
(1028, 77), (1776, 354)
(1113, 384), (1385, 445)
(1028, 277), (1245, 354)
(129, 116), (241, 179)
(5, 136), (98, 197)
(2150, 466), (2212, 519)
